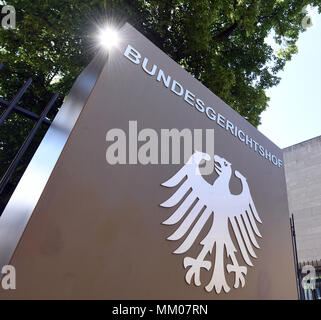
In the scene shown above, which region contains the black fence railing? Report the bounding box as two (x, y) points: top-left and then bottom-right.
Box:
(290, 214), (301, 299)
(0, 63), (58, 200)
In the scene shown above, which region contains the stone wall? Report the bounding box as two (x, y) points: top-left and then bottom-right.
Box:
(284, 136), (321, 263)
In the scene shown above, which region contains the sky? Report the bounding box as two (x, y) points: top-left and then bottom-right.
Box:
(258, 7), (321, 149)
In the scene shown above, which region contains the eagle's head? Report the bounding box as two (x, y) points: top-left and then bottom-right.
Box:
(214, 154), (232, 178)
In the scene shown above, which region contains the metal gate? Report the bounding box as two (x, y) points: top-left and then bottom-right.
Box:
(0, 63), (59, 213)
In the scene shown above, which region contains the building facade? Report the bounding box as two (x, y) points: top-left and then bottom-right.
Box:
(284, 135), (321, 300)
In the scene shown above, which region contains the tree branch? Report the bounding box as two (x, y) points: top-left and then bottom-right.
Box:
(212, 0), (256, 41)
(212, 22), (238, 41)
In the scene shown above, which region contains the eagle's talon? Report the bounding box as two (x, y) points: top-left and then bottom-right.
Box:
(184, 256), (211, 286)
(227, 264), (247, 288)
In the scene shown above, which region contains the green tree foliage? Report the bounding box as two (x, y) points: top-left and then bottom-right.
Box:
(0, 0), (320, 206)
(1, 0), (321, 124)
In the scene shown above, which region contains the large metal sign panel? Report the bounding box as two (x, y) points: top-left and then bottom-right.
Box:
(0, 24), (297, 299)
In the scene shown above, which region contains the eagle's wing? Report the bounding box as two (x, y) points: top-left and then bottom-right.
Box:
(160, 151), (214, 254)
(228, 170), (262, 267)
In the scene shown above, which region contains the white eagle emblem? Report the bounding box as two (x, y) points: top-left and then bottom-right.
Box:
(160, 151), (262, 294)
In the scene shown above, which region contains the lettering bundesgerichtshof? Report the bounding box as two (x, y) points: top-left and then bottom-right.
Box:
(123, 44), (283, 169)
